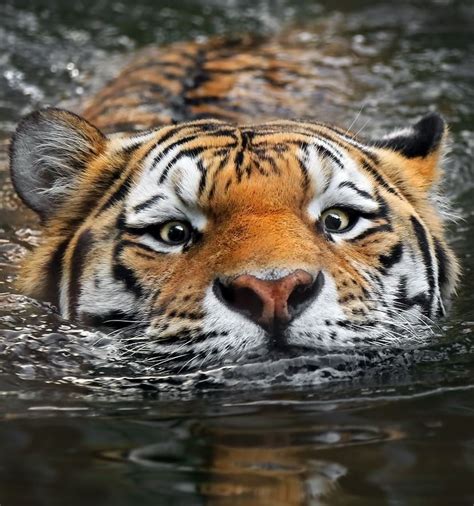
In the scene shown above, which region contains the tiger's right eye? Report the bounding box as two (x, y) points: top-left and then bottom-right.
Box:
(154, 220), (192, 245)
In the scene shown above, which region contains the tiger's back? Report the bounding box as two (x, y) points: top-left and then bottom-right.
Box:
(81, 34), (351, 133)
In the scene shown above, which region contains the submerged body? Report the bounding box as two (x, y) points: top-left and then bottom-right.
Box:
(9, 37), (458, 369)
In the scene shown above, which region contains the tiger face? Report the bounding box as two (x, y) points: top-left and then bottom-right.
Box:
(10, 109), (458, 369)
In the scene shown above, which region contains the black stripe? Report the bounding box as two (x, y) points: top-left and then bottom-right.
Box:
(150, 133), (201, 171)
(273, 128), (347, 161)
(394, 275), (409, 309)
(87, 148), (142, 218)
(296, 147), (311, 195)
(97, 174), (132, 213)
(410, 215), (435, 311)
(208, 153), (230, 201)
(263, 154), (281, 175)
(158, 147), (206, 184)
(314, 144), (344, 168)
(113, 242), (143, 296)
(360, 160), (401, 198)
(133, 194), (164, 213)
(235, 131), (251, 182)
(252, 159), (267, 176)
(338, 181), (374, 200)
(44, 239), (69, 309)
(349, 223), (392, 242)
(298, 142), (339, 193)
(120, 238), (163, 254)
(295, 138), (344, 169)
(373, 192), (390, 220)
(68, 229), (94, 319)
(174, 183), (189, 207)
(379, 243), (403, 270)
(123, 143), (144, 156)
(81, 310), (136, 329)
(197, 159), (207, 197)
(138, 124), (200, 165)
(434, 238), (450, 299)
(395, 275), (429, 310)
(149, 129), (237, 174)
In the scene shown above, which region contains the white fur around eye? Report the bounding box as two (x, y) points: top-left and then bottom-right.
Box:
(137, 234), (187, 253)
(125, 152), (208, 236)
(329, 217), (373, 243)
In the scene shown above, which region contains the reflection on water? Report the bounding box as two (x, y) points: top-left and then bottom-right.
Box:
(2, 388), (474, 505)
(0, 0), (473, 504)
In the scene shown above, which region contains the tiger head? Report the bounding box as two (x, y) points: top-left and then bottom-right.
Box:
(10, 109), (459, 369)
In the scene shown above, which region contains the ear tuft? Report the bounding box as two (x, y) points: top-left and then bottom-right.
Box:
(9, 108), (105, 218)
(372, 112), (446, 159)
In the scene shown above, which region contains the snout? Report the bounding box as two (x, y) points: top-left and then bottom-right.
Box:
(213, 270), (324, 333)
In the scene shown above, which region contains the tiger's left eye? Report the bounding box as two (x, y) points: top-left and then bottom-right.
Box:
(320, 208), (355, 233)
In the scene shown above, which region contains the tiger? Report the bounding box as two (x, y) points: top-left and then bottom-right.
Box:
(8, 36), (459, 371)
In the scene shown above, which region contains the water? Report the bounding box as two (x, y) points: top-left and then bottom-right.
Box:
(0, 0), (473, 504)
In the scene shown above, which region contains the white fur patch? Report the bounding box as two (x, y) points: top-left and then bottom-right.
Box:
(125, 152), (208, 252)
(79, 263), (139, 317)
(299, 141), (379, 244)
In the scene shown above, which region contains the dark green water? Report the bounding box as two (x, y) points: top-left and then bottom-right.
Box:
(0, 0), (473, 504)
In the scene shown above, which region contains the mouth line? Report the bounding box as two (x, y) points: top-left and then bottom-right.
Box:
(266, 327), (294, 353)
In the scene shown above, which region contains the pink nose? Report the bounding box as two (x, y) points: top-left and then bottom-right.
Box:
(214, 270), (323, 332)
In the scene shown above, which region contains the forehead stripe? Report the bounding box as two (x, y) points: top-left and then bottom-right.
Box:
(337, 181), (373, 200)
(158, 147), (206, 184)
(96, 173), (133, 214)
(148, 134), (203, 173)
(133, 194), (165, 214)
(299, 141), (344, 171)
(147, 130), (238, 173)
(311, 143), (344, 168)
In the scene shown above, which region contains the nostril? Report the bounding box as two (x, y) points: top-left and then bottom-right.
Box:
(287, 271), (325, 318)
(213, 279), (232, 304)
(288, 283), (312, 308)
(232, 286), (264, 320)
(213, 279), (264, 320)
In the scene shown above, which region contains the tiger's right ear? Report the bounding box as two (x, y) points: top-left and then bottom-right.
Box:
(9, 108), (106, 219)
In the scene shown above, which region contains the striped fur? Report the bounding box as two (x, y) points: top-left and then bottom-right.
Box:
(9, 42), (459, 370)
(81, 35), (347, 133)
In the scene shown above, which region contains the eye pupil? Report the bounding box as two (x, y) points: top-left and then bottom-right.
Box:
(325, 214), (342, 231)
(167, 224), (186, 243)
(154, 220), (192, 245)
(320, 208), (354, 233)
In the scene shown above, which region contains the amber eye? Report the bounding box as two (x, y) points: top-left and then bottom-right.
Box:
(320, 208), (354, 233)
(156, 221), (192, 245)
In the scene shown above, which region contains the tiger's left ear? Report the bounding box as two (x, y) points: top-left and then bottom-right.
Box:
(371, 112), (448, 189)
(9, 108), (106, 219)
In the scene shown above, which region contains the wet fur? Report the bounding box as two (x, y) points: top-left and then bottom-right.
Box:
(9, 40), (459, 370)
